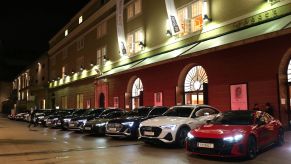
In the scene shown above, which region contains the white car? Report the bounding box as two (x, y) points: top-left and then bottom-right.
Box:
(138, 105), (220, 147)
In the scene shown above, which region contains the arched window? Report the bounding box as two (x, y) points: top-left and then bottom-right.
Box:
(184, 66), (208, 105)
(287, 60), (291, 82)
(132, 78), (143, 109)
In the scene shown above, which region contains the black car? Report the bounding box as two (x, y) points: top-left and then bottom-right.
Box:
(46, 109), (74, 128)
(60, 109), (87, 130)
(105, 106), (168, 139)
(68, 108), (105, 131)
(36, 109), (56, 126)
(83, 108), (125, 135)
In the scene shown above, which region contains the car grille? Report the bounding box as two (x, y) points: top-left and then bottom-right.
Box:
(187, 137), (233, 155)
(107, 123), (123, 132)
(140, 126), (162, 137)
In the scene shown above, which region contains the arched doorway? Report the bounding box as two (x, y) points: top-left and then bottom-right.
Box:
(278, 47), (291, 128)
(183, 65), (208, 105)
(131, 78), (144, 109)
(99, 93), (105, 108)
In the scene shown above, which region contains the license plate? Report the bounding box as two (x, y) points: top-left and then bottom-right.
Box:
(69, 123), (75, 127)
(197, 142), (214, 149)
(109, 128), (116, 131)
(85, 127), (91, 130)
(144, 131), (154, 136)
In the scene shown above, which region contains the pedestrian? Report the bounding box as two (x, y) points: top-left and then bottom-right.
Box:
(253, 103), (260, 111)
(28, 109), (38, 128)
(265, 102), (274, 116)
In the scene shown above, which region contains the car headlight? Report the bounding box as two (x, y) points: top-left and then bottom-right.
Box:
(95, 123), (106, 127)
(223, 134), (243, 143)
(38, 116), (44, 119)
(53, 118), (59, 121)
(122, 122), (134, 127)
(78, 119), (87, 124)
(63, 118), (71, 122)
(160, 124), (176, 131)
(187, 132), (195, 139)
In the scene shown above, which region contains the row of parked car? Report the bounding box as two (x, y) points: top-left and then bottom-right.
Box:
(8, 104), (285, 160)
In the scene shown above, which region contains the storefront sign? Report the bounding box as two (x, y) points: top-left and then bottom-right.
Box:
(116, 0), (127, 56)
(165, 0), (181, 35)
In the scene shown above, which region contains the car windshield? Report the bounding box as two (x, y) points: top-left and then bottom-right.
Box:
(211, 111), (254, 125)
(99, 109), (119, 117)
(126, 107), (151, 117)
(163, 107), (193, 117)
(73, 110), (86, 116)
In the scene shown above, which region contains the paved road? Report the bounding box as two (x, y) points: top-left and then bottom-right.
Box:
(0, 115), (291, 164)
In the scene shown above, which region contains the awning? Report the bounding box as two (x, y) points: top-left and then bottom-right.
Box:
(182, 15), (291, 56)
(99, 15), (291, 78)
(128, 43), (196, 69)
(98, 60), (143, 78)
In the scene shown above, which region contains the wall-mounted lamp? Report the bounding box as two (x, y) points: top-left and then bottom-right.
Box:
(57, 76), (60, 80)
(80, 66), (84, 71)
(95, 68), (103, 75)
(139, 41), (145, 48)
(103, 56), (109, 61)
(166, 30), (172, 37)
(71, 70), (75, 74)
(203, 14), (212, 22)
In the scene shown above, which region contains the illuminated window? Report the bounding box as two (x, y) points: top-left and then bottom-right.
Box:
(287, 60), (291, 82)
(184, 65), (208, 105)
(132, 78), (143, 109)
(79, 16), (83, 24)
(96, 46), (107, 66)
(127, 0), (141, 20)
(97, 21), (107, 39)
(127, 28), (144, 56)
(77, 38), (84, 51)
(76, 94), (84, 109)
(61, 66), (66, 78)
(65, 29), (68, 36)
(178, 0), (203, 36)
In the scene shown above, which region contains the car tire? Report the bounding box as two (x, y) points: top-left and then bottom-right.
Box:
(247, 136), (257, 160)
(175, 127), (190, 148)
(276, 128), (284, 146)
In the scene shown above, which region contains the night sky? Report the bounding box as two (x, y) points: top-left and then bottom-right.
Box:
(0, 0), (90, 82)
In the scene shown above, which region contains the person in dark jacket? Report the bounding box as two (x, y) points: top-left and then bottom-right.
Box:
(28, 109), (38, 128)
(265, 102), (274, 116)
(253, 103), (260, 111)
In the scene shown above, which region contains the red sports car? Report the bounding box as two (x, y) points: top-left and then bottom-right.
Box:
(186, 110), (284, 159)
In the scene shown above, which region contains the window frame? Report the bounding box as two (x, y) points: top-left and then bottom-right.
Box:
(96, 46), (107, 66)
(127, 0), (142, 21)
(127, 28), (144, 56)
(177, 0), (203, 36)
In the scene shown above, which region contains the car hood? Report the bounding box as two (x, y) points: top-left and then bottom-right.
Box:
(141, 116), (192, 126)
(191, 124), (254, 138)
(108, 116), (143, 123)
(87, 118), (109, 124)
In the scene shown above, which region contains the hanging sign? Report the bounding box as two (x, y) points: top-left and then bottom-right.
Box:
(116, 0), (127, 56)
(165, 0), (182, 35)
